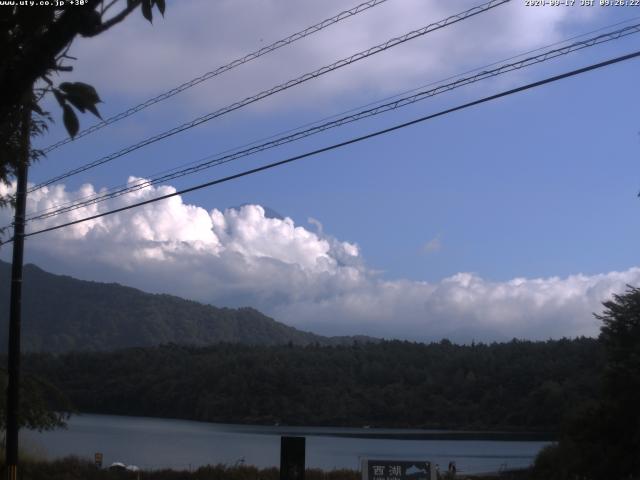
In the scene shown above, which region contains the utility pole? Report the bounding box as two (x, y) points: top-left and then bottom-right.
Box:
(5, 95), (31, 480)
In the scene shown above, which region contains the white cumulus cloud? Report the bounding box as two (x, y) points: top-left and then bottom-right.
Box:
(1, 178), (637, 342)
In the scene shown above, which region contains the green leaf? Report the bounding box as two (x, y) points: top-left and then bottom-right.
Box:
(59, 82), (101, 104)
(75, 82), (101, 103)
(64, 95), (86, 113)
(59, 82), (102, 119)
(154, 0), (165, 16)
(85, 103), (102, 120)
(141, 0), (152, 23)
(62, 104), (79, 138)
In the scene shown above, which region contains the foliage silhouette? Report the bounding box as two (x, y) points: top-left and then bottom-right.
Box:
(532, 286), (640, 479)
(0, 0), (166, 208)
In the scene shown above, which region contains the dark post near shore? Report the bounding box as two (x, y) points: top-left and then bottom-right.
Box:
(280, 436), (305, 480)
(5, 97), (31, 480)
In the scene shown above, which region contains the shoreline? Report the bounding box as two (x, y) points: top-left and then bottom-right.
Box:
(64, 412), (556, 442)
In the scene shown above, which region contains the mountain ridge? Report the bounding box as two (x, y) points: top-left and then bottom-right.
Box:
(0, 260), (377, 352)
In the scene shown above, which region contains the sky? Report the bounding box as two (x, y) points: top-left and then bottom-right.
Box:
(1, 0), (640, 342)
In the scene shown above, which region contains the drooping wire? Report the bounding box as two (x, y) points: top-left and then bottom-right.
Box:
(21, 15), (640, 223)
(22, 21), (640, 224)
(1, 48), (636, 245)
(40, 0), (392, 154)
(28, 0), (511, 194)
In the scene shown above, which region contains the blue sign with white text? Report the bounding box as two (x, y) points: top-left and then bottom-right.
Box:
(366, 460), (431, 480)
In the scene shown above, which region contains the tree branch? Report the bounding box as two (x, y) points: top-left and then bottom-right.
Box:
(89, 0), (141, 37)
(0, 0), (142, 119)
(101, 0), (120, 15)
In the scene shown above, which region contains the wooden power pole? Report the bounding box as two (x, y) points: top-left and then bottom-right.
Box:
(5, 96), (31, 480)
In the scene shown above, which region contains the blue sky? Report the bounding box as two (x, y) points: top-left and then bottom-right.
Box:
(2, 0), (640, 341)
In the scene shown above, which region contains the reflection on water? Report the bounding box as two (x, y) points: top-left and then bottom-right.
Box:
(21, 414), (549, 474)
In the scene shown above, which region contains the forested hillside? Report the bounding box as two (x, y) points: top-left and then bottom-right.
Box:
(0, 261), (374, 352)
(24, 338), (602, 431)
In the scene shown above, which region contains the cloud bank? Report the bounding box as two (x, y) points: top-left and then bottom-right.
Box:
(1, 178), (637, 342)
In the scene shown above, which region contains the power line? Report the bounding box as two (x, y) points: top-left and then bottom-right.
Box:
(23, 16), (640, 222)
(323, 14), (640, 117)
(22, 22), (640, 224)
(2, 48), (636, 245)
(25, 22), (636, 221)
(40, 0), (391, 154)
(28, 0), (510, 194)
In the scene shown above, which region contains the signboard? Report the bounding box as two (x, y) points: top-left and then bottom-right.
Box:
(362, 459), (433, 480)
(94, 452), (103, 468)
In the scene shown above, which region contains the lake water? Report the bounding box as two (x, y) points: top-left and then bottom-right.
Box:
(21, 414), (550, 475)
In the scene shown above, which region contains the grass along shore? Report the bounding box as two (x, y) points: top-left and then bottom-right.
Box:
(0, 456), (536, 480)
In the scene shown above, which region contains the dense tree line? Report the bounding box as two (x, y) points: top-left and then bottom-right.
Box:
(531, 286), (640, 479)
(0, 369), (69, 431)
(22, 338), (602, 431)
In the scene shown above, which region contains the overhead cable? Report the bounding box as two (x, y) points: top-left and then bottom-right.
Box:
(40, 0), (391, 154)
(23, 22), (640, 223)
(1, 48), (635, 245)
(29, 0), (510, 194)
